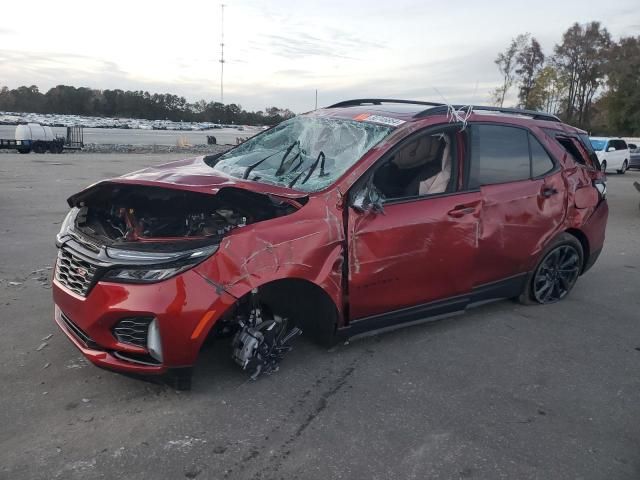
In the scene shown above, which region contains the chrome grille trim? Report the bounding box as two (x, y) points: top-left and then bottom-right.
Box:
(55, 246), (99, 296)
(112, 317), (153, 347)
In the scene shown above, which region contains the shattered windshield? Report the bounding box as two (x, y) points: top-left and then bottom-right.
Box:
(209, 116), (393, 192)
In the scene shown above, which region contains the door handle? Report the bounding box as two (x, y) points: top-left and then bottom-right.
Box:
(447, 205), (477, 218)
(541, 187), (558, 198)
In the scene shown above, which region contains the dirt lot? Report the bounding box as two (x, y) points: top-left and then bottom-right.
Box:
(0, 152), (639, 480)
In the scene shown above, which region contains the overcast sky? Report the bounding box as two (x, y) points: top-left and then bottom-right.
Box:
(1, 0), (638, 112)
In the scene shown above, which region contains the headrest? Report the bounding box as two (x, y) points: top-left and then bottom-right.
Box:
(393, 135), (443, 169)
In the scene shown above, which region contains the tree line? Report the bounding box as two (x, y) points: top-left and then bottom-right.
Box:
(0, 85), (295, 126)
(492, 22), (639, 135)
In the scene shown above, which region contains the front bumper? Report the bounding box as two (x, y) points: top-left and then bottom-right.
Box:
(53, 268), (236, 375)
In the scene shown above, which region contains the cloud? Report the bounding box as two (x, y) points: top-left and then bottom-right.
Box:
(252, 26), (385, 60)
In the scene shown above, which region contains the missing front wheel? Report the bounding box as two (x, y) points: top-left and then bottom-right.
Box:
(231, 297), (302, 380)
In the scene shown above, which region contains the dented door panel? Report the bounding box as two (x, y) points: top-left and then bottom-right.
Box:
(475, 172), (567, 285)
(347, 192), (481, 320)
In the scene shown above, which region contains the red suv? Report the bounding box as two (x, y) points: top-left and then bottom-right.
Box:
(53, 99), (608, 388)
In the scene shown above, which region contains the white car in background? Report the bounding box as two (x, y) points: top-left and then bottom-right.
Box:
(590, 137), (631, 174)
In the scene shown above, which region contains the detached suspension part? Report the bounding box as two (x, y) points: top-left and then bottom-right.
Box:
(231, 291), (302, 380)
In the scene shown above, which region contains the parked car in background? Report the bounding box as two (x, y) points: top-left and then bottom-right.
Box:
(589, 137), (630, 174)
(628, 144), (640, 170)
(52, 99), (609, 389)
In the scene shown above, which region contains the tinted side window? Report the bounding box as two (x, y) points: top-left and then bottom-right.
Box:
(469, 125), (530, 188)
(530, 135), (555, 177)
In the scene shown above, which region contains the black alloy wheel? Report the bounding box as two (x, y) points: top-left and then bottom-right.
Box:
(532, 245), (582, 304)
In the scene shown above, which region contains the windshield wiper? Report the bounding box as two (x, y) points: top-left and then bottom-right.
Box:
(274, 140), (301, 176)
(242, 141), (298, 180)
(289, 151), (327, 188)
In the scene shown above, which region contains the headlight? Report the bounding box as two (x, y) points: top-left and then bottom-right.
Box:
(103, 264), (194, 283)
(56, 207), (79, 242)
(102, 244), (218, 283)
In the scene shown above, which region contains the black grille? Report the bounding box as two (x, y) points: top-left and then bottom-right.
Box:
(112, 317), (153, 347)
(60, 311), (98, 349)
(55, 247), (99, 296)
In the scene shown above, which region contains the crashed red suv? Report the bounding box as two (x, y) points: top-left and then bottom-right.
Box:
(53, 99), (608, 388)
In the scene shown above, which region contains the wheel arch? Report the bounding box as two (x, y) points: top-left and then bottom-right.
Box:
(211, 277), (340, 348)
(564, 228), (590, 273)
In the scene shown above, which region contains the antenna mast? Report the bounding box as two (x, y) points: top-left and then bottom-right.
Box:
(220, 4), (225, 104)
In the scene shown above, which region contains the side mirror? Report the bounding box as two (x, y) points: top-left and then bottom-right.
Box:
(351, 182), (384, 214)
(607, 146), (616, 152)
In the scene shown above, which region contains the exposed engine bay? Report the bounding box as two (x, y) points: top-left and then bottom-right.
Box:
(69, 183), (298, 250)
(61, 183), (305, 380)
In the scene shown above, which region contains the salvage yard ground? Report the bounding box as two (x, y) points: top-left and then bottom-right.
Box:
(0, 152), (639, 479)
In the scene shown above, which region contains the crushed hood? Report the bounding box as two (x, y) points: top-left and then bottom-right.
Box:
(68, 155), (309, 207)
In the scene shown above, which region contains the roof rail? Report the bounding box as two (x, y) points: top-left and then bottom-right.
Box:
(327, 99), (444, 109)
(415, 105), (561, 122)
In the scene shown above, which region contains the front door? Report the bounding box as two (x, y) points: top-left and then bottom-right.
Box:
(346, 126), (480, 321)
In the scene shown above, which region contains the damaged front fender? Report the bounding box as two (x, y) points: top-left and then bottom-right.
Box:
(194, 190), (346, 322)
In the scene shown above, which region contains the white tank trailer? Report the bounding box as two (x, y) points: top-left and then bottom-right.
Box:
(0, 123), (83, 153)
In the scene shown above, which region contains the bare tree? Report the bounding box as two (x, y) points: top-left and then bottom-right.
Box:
(528, 65), (568, 114)
(553, 22), (611, 126)
(492, 34), (529, 107)
(516, 37), (545, 109)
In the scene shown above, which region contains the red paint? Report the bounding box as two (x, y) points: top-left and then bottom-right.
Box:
(53, 103), (608, 380)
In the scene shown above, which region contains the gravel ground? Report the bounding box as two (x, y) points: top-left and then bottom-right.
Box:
(0, 152), (639, 480)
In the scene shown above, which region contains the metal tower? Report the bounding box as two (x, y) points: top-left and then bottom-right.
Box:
(220, 4), (225, 105)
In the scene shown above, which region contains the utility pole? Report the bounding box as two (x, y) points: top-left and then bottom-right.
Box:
(220, 4), (225, 105)
(315, 89), (318, 110)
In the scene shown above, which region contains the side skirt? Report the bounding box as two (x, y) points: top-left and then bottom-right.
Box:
(339, 273), (528, 340)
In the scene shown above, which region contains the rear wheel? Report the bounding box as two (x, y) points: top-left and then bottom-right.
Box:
(519, 233), (583, 305)
(617, 160), (628, 174)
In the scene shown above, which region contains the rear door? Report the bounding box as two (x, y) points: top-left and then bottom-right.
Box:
(468, 124), (566, 286)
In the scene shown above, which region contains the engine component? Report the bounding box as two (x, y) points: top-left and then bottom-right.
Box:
(71, 184), (296, 247)
(231, 304), (302, 380)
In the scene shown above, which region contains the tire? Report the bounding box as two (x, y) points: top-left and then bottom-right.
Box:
(617, 160), (628, 174)
(33, 142), (46, 154)
(601, 160), (607, 173)
(519, 233), (584, 305)
(17, 148), (30, 154)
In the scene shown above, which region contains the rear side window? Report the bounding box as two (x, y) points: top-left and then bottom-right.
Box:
(613, 140), (628, 150)
(556, 137), (587, 165)
(530, 135), (555, 177)
(578, 134), (601, 169)
(469, 125), (530, 188)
